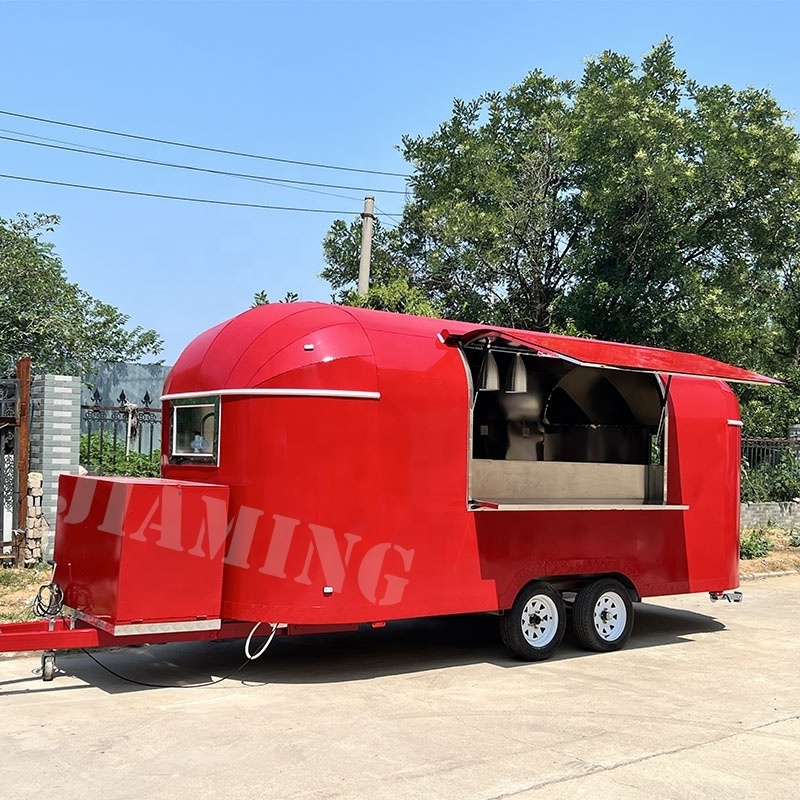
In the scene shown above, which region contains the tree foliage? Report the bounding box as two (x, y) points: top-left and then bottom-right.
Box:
(323, 217), (441, 316)
(561, 44), (798, 370)
(80, 433), (160, 478)
(322, 39), (800, 432)
(0, 213), (163, 374)
(251, 289), (300, 307)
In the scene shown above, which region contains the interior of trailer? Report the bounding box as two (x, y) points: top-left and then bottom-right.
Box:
(463, 338), (667, 507)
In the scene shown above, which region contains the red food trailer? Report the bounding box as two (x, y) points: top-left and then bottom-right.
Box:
(0, 302), (777, 678)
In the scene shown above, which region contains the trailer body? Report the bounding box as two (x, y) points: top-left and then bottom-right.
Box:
(0, 302), (776, 664)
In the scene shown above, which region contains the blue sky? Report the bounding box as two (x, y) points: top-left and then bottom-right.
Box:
(2, 0), (800, 364)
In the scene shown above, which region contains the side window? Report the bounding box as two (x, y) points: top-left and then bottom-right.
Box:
(169, 396), (220, 464)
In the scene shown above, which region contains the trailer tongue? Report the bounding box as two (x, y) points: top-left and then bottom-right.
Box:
(0, 474), (275, 678)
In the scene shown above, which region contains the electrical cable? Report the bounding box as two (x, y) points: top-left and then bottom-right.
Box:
(32, 582), (64, 617)
(77, 622), (280, 689)
(0, 109), (412, 178)
(0, 133), (408, 195)
(0, 173), (370, 214)
(374, 203), (402, 228)
(244, 621), (280, 660)
(0, 126), (383, 204)
(0, 126), (128, 156)
(79, 647), (252, 689)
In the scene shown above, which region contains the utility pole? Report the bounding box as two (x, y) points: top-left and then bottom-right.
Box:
(357, 195), (375, 297)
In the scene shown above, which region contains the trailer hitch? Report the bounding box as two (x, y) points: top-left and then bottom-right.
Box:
(709, 591), (743, 603)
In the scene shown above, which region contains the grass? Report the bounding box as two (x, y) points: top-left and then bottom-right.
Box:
(739, 526), (800, 575)
(0, 565), (51, 624)
(740, 527), (774, 560)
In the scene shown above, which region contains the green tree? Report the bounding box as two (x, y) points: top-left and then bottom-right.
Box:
(80, 433), (160, 478)
(322, 39), (800, 384)
(251, 289), (300, 307)
(560, 42), (797, 369)
(322, 216), (441, 316)
(0, 213), (163, 374)
(322, 73), (579, 328)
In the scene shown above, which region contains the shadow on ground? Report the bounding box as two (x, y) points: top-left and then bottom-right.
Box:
(0, 601), (725, 696)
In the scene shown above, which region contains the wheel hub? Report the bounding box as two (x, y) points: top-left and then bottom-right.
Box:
(520, 594), (559, 647)
(593, 592), (626, 641)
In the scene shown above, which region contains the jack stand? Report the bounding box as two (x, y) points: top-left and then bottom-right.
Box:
(40, 650), (56, 682)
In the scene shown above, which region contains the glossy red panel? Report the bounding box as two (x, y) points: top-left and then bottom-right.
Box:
(54, 475), (228, 625)
(163, 304), (379, 397)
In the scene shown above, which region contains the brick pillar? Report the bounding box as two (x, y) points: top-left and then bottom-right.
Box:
(25, 472), (44, 564)
(29, 374), (81, 560)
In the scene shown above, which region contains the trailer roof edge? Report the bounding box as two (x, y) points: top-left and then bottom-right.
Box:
(441, 328), (780, 386)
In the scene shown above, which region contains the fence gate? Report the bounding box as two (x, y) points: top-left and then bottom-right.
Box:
(81, 389), (162, 477)
(0, 378), (21, 562)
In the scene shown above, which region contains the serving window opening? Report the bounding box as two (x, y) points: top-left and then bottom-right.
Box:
(169, 396), (220, 465)
(463, 339), (667, 507)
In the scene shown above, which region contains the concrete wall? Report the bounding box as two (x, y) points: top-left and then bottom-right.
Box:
(740, 502), (800, 529)
(82, 362), (171, 410)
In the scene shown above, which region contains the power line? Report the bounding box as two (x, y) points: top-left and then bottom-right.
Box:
(0, 126), (127, 156)
(0, 133), (407, 195)
(0, 173), (382, 214)
(0, 109), (412, 179)
(0, 126), (371, 204)
(373, 204), (402, 230)
(375, 203), (402, 224)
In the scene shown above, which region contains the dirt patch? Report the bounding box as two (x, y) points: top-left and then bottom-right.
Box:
(0, 567), (52, 623)
(739, 527), (800, 576)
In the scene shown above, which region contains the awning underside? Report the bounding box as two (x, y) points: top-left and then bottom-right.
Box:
(441, 328), (779, 386)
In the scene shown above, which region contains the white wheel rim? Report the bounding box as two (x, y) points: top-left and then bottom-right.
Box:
(593, 591), (627, 641)
(520, 594), (559, 648)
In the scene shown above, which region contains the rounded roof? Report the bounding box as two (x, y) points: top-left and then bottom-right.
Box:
(163, 301), (776, 397)
(163, 302), (383, 395)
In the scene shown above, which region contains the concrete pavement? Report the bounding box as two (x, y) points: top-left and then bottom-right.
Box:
(1, 575), (799, 799)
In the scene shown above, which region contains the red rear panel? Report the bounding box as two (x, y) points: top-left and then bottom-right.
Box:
(54, 475), (229, 625)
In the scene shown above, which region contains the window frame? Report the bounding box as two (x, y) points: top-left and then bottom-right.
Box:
(168, 395), (221, 466)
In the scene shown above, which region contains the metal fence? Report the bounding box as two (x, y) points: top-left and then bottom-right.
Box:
(0, 378), (20, 559)
(741, 437), (800, 469)
(81, 389), (162, 476)
(1, 447), (15, 558)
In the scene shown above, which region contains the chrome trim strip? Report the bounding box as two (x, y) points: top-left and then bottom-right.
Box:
(727, 419), (744, 427)
(161, 388), (381, 402)
(70, 609), (223, 636)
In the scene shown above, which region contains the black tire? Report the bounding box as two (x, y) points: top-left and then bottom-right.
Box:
(573, 578), (634, 652)
(500, 581), (566, 661)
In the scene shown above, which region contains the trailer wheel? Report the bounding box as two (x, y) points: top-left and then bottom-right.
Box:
(500, 581), (566, 661)
(573, 578), (633, 652)
(41, 651), (56, 682)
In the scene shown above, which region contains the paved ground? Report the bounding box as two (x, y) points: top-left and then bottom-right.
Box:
(1, 575), (799, 800)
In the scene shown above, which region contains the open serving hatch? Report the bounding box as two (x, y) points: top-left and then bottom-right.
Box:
(441, 327), (777, 510)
